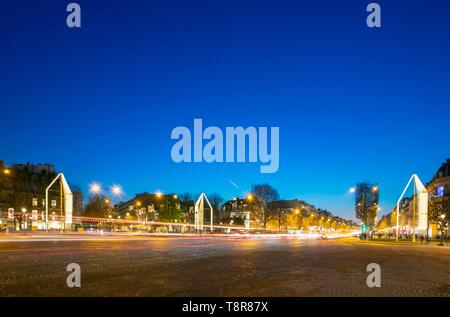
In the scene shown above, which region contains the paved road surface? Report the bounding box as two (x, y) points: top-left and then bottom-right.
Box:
(0, 235), (449, 296)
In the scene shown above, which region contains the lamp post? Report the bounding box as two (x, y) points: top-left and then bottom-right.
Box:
(3, 169), (11, 233)
(60, 177), (64, 234)
(135, 201), (143, 224)
(294, 208), (300, 230)
(438, 214), (446, 246)
(411, 181), (416, 243)
(155, 191), (165, 227)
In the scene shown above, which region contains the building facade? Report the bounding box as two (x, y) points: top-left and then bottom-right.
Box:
(0, 161), (82, 231)
(377, 158), (450, 238)
(114, 192), (185, 223)
(427, 158), (450, 237)
(221, 198), (254, 228)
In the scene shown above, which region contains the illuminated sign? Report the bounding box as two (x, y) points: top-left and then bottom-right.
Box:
(437, 186), (444, 197)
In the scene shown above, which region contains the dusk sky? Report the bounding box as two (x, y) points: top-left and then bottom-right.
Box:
(1, 0), (449, 220)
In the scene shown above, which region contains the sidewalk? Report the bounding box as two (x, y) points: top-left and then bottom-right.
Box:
(361, 238), (449, 248)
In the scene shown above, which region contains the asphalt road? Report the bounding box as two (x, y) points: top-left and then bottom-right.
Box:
(0, 235), (449, 296)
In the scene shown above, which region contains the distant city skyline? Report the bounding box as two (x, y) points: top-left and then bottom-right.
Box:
(1, 0), (450, 220)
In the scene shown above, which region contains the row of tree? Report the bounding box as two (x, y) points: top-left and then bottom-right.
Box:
(80, 183), (357, 231)
(81, 183), (281, 226)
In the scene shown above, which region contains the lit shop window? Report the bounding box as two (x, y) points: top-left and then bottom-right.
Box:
(436, 186), (445, 197)
(51, 200), (57, 207)
(32, 198), (38, 206)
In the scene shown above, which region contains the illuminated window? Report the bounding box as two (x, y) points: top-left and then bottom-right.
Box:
(51, 200), (57, 207)
(32, 198), (38, 206)
(436, 186), (444, 197)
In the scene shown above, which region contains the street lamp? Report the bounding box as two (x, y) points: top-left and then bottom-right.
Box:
(3, 169), (10, 175)
(111, 184), (122, 196)
(89, 182), (101, 194)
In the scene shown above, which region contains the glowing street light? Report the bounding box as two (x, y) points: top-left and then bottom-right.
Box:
(89, 182), (101, 194)
(156, 191), (163, 198)
(349, 187), (356, 193)
(295, 209), (300, 214)
(3, 169), (10, 175)
(173, 194), (178, 199)
(111, 184), (122, 196)
(372, 186), (378, 192)
(246, 194), (253, 201)
(135, 201), (142, 207)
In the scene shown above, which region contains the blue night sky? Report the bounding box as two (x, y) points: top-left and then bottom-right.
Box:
(1, 0), (449, 220)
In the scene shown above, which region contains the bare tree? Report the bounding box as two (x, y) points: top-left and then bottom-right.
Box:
(69, 183), (83, 216)
(178, 192), (194, 209)
(208, 193), (224, 222)
(251, 183), (280, 228)
(83, 194), (112, 218)
(178, 192), (195, 223)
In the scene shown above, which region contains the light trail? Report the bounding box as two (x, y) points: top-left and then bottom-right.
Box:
(0, 231), (360, 243)
(72, 216), (279, 232)
(7, 214), (358, 238)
